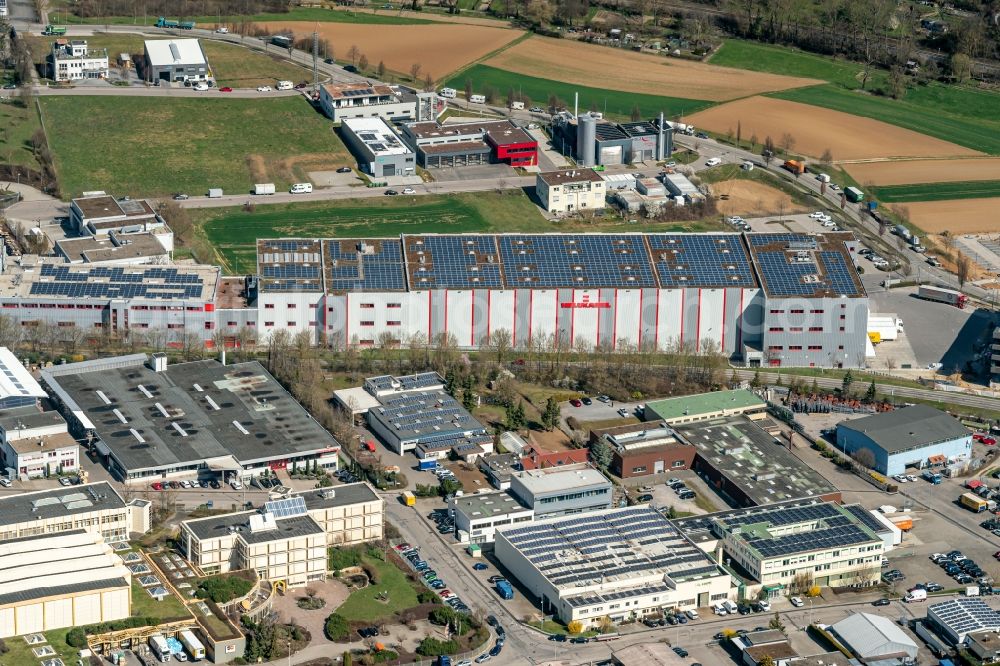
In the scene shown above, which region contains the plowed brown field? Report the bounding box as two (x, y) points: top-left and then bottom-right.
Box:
(897, 198), (1000, 234)
(261, 21), (521, 79)
(845, 158), (1000, 185)
(713, 180), (807, 217)
(688, 97), (982, 160)
(485, 36), (820, 102)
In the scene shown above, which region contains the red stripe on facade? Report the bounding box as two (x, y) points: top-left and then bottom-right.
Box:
(444, 291), (449, 336)
(470, 291), (476, 347)
(654, 291), (660, 350)
(569, 289), (575, 346)
(611, 289), (618, 350)
(696, 290), (702, 352)
(345, 293), (349, 347)
(486, 290), (492, 345)
(721, 289), (727, 352)
(427, 291), (432, 339)
(679, 290), (685, 348)
(528, 290), (533, 345)
(595, 291), (601, 350)
(737, 290), (745, 350)
(637, 290), (643, 350)
(512, 290), (517, 347)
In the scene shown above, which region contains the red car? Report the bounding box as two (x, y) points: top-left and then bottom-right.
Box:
(219, 86), (233, 92)
(975, 433), (997, 445)
(570, 399), (583, 407)
(151, 482), (163, 491)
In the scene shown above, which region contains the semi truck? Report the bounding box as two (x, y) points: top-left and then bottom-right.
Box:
(179, 630), (205, 661)
(155, 17), (179, 28)
(495, 580), (514, 600)
(868, 314), (903, 342)
(961, 492), (988, 512)
(43, 25), (67, 35)
(918, 285), (968, 309)
(418, 459), (438, 471)
(179, 21), (195, 29)
(149, 635), (172, 662)
(782, 159), (805, 174)
(845, 186), (864, 203)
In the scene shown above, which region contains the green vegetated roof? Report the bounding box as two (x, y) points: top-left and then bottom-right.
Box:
(645, 389), (765, 421)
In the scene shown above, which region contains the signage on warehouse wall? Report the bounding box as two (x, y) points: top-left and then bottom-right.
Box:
(561, 294), (610, 309)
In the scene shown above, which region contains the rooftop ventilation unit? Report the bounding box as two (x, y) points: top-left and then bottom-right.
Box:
(137, 385), (153, 399)
(96, 390), (111, 405)
(233, 421), (249, 435)
(113, 409), (128, 424)
(130, 428), (145, 444)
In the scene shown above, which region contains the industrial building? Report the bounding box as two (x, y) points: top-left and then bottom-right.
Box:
(0, 482), (149, 543)
(318, 82), (437, 123)
(478, 452), (519, 490)
(69, 193), (164, 237)
(450, 491), (533, 544)
(0, 406), (78, 479)
(0, 347), (46, 410)
(520, 446), (589, 470)
(927, 598), (1000, 645)
(0, 530), (131, 639)
(508, 463), (612, 519)
(535, 169), (606, 215)
(143, 38), (210, 84)
(593, 421), (695, 480)
(340, 117), (416, 178)
(662, 173), (704, 203)
(828, 613), (918, 662)
(835, 405), (972, 476)
(400, 120), (537, 168)
(677, 500), (883, 598)
(366, 388), (491, 456)
(553, 113), (672, 167)
(494, 506), (731, 627)
(42, 354), (341, 483)
(677, 415), (841, 507)
(643, 389), (766, 425)
(55, 231), (171, 265)
(333, 372), (443, 420)
(48, 39), (109, 81)
(251, 232), (867, 368)
(181, 484), (383, 586)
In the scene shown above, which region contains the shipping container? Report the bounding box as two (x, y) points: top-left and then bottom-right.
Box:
(845, 186), (864, 203)
(961, 492), (988, 512)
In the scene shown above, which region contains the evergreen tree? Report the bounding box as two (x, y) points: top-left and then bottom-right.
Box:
(462, 388), (476, 412)
(542, 396), (561, 431)
(750, 369), (761, 389)
(590, 440), (612, 470)
(865, 380), (877, 402)
(842, 370), (854, 395)
(444, 368), (457, 396)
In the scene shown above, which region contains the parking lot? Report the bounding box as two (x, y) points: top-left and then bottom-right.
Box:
(560, 395), (641, 427)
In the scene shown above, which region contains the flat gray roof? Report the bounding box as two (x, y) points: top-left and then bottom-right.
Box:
(48, 357), (341, 473)
(837, 405), (970, 454)
(512, 463), (610, 496)
(453, 492), (529, 519)
(0, 482), (125, 526)
(298, 483), (380, 511)
(676, 416), (838, 506)
(183, 509), (325, 544)
(0, 405), (66, 433)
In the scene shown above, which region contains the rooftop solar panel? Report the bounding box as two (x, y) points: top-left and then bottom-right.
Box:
(326, 239), (406, 292)
(496, 235), (657, 288)
(647, 234), (756, 288)
(29, 264), (204, 300)
(405, 235), (503, 289)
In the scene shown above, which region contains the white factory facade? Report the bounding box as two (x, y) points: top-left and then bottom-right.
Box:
(0, 227), (868, 368)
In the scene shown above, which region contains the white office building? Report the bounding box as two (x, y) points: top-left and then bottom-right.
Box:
(0, 482), (150, 543)
(535, 169), (606, 215)
(49, 39), (109, 81)
(340, 117), (416, 178)
(0, 407), (78, 479)
(509, 463), (612, 519)
(450, 492), (533, 544)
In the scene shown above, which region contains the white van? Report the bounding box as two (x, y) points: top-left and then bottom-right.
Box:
(215, 26), (229, 34)
(705, 157), (722, 167)
(817, 173), (831, 183)
(722, 600), (739, 614)
(276, 80), (294, 90)
(904, 589), (927, 603)
(290, 183), (313, 194)
(469, 94), (486, 104)
(439, 87), (457, 99)
(713, 603), (727, 615)
(510, 101), (525, 110)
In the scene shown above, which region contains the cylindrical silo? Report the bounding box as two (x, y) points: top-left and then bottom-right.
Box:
(577, 113), (597, 167)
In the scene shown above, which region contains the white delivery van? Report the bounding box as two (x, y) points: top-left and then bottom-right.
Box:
(510, 101), (525, 110)
(439, 87), (457, 98)
(252, 183), (276, 195)
(741, 160), (754, 171)
(149, 635), (171, 662)
(469, 94), (486, 104)
(817, 173), (831, 183)
(712, 603), (727, 615)
(290, 183), (313, 194)
(722, 600), (739, 614)
(705, 157), (722, 167)
(904, 589), (927, 603)
(276, 80), (293, 90)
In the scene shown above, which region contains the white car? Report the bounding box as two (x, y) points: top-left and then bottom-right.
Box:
(894, 474), (908, 483)
(790, 596), (804, 607)
(727, 216), (744, 225)
(809, 211), (825, 219)
(906, 474), (918, 482)
(192, 83), (209, 91)
(402, 187), (415, 195)
(758, 600), (771, 612)
(830, 183), (840, 190)
(257, 85), (273, 92)
(215, 26), (229, 33)
(705, 157), (722, 167)
(230, 480), (244, 490)
(822, 220), (836, 227)
(0, 477), (11, 487)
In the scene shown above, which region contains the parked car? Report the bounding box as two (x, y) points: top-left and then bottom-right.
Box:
(384, 189), (398, 196)
(151, 482), (163, 491)
(58, 477), (72, 486)
(402, 187), (416, 195)
(219, 86), (233, 92)
(256, 85), (272, 92)
(872, 598), (891, 606)
(790, 597), (804, 607)
(473, 563), (489, 571)
(581, 397), (593, 405)
(336, 166), (353, 173)
(636, 494), (653, 502)
(172, 193), (190, 200)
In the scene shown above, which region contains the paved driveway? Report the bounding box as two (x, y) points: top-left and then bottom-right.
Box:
(271, 578), (350, 643)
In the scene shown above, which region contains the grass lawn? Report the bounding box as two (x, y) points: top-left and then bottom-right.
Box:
(131, 581), (193, 621)
(771, 84), (1000, 155)
(443, 64), (714, 120)
(40, 95), (348, 199)
(710, 39), (882, 90)
(871, 180), (1000, 203)
(335, 556), (420, 622)
(698, 163), (817, 207)
(0, 628), (78, 666)
(56, 7), (436, 25)
(0, 97), (42, 169)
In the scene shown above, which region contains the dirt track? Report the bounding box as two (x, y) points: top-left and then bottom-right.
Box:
(845, 158), (1000, 186)
(688, 96), (982, 160)
(261, 21), (521, 80)
(713, 180), (807, 217)
(485, 36), (819, 102)
(898, 198), (1000, 234)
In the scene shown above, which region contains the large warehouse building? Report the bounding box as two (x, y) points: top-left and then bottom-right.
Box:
(495, 506), (731, 627)
(255, 231), (867, 367)
(0, 482), (149, 543)
(0, 530), (131, 639)
(42, 354), (341, 483)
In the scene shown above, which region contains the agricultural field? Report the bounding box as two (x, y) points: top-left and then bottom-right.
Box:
(40, 96), (349, 199)
(689, 96), (980, 160)
(845, 158), (1000, 186)
(895, 198), (1000, 234)
(258, 20), (521, 80)
(485, 36), (820, 102)
(55, 6), (436, 25)
(871, 181), (1000, 203)
(714, 180), (808, 217)
(709, 39), (882, 90)
(445, 65), (712, 120)
(0, 97), (42, 169)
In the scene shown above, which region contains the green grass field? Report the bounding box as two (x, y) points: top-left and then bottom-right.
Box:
(871, 180), (1000, 203)
(131, 581), (193, 621)
(771, 84), (1000, 155)
(443, 64), (714, 120)
(710, 40), (882, 90)
(0, 97), (42, 170)
(0, 628), (78, 666)
(335, 556), (420, 622)
(40, 95), (349, 199)
(53, 7), (435, 25)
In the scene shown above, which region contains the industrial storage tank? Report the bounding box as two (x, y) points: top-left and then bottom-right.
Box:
(577, 113), (597, 167)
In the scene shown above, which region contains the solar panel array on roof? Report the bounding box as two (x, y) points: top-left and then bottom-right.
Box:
(748, 233), (862, 297)
(843, 504), (890, 534)
(497, 235), (657, 288)
(264, 496), (307, 518)
(29, 264), (203, 300)
(258, 239), (324, 292)
(407, 236), (502, 288)
(326, 239), (406, 292)
(742, 522), (874, 559)
(931, 599), (1000, 636)
(648, 234), (756, 288)
(721, 502), (841, 530)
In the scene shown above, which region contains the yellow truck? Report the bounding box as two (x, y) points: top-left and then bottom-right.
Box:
(868, 331), (881, 345)
(402, 491), (416, 507)
(961, 492), (988, 513)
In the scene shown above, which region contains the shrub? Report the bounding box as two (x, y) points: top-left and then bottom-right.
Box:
(324, 613), (350, 642)
(362, 561), (381, 585)
(417, 591), (439, 604)
(373, 650), (398, 663)
(66, 628), (88, 649)
(416, 637), (459, 657)
(329, 545), (365, 571)
(567, 620), (583, 634)
(196, 575), (255, 603)
(429, 607), (473, 634)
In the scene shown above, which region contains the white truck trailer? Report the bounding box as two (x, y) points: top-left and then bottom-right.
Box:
(179, 630), (205, 661)
(868, 314), (903, 342)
